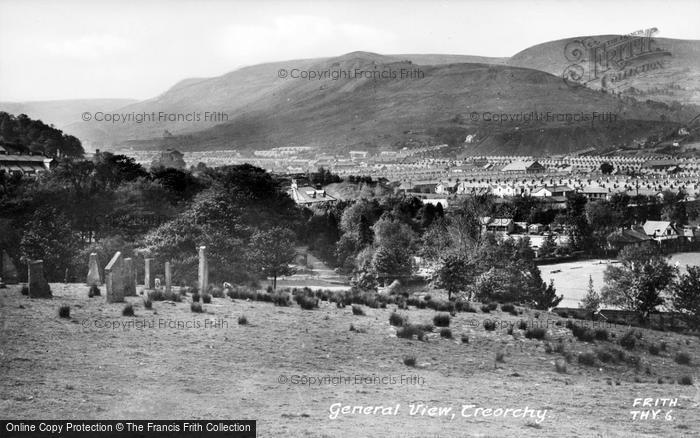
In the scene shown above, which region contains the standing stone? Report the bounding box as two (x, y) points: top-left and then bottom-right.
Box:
(144, 258), (153, 289)
(105, 251), (125, 303)
(198, 246), (209, 293)
(164, 262), (172, 294)
(28, 260), (51, 298)
(123, 258), (136, 296)
(86, 253), (101, 286)
(1, 250), (19, 284)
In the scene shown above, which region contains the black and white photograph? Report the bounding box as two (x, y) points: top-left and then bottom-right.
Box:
(1, 0), (700, 437)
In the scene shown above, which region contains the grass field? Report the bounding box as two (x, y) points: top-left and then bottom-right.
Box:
(1, 283), (700, 437)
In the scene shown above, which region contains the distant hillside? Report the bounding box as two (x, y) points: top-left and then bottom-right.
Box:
(0, 99), (137, 129)
(38, 37), (700, 156)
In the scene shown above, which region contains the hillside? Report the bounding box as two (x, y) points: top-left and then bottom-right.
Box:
(0, 99), (137, 129)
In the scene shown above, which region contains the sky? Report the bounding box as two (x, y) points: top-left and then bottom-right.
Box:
(1, 0), (699, 102)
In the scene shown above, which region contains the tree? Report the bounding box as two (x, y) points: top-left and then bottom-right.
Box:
(371, 245), (412, 284)
(248, 227), (297, 291)
(670, 266), (700, 330)
(20, 207), (80, 281)
(601, 243), (677, 322)
(538, 233), (557, 258)
(600, 162), (614, 174)
(434, 254), (475, 300)
(580, 275), (601, 312)
(529, 279), (563, 311)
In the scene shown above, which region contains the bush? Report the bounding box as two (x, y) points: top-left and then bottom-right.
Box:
(20, 284), (29, 295)
(403, 356), (417, 367)
(675, 352), (692, 365)
(518, 320), (528, 330)
(191, 302), (203, 313)
(238, 315), (248, 325)
(89, 285), (101, 297)
(210, 286), (225, 298)
(272, 292), (291, 306)
(192, 292), (200, 303)
(495, 351), (505, 363)
(594, 329), (609, 341)
(456, 300), (477, 313)
(143, 298), (152, 310)
(501, 303), (515, 313)
(555, 359), (567, 373)
(525, 327), (546, 340)
(570, 324), (595, 342)
(397, 324), (429, 341)
(423, 294), (432, 301)
(440, 328), (452, 339)
(58, 305), (70, 318)
(433, 313), (451, 327)
(648, 344), (660, 355)
(596, 349), (615, 363)
(487, 302), (498, 311)
(202, 293), (212, 304)
(352, 305), (365, 316)
(481, 305), (492, 313)
(483, 320), (496, 331)
(679, 375), (693, 385)
(620, 330), (637, 350)
(578, 351), (596, 366)
(389, 312), (405, 327)
(461, 334), (469, 344)
(298, 295), (319, 310)
(122, 304), (135, 317)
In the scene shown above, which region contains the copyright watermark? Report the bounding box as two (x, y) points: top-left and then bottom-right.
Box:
(80, 318), (229, 330)
(81, 111), (229, 123)
(278, 374), (425, 386)
(278, 67), (425, 81)
(467, 111), (617, 125)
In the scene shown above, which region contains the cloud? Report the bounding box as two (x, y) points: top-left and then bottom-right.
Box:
(43, 34), (131, 58)
(216, 15), (397, 63)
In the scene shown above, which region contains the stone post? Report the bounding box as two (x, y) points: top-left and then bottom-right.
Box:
(105, 251), (125, 303)
(144, 258), (153, 289)
(86, 253), (101, 286)
(165, 261), (172, 294)
(198, 246), (208, 293)
(123, 258), (136, 296)
(28, 260), (52, 298)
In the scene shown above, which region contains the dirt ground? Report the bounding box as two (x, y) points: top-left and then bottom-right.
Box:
(1, 283), (699, 438)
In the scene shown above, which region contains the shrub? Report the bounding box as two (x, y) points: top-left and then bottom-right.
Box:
(596, 349), (615, 363)
(191, 302), (203, 313)
(58, 305), (70, 318)
(487, 302), (498, 311)
(481, 305), (492, 313)
(679, 375), (693, 385)
(20, 284), (29, 295)
(555, 359), (567, 373)
(461, 334), (469, 344)
(495, 351), (505, 363)
(433, 313), (451, 327)
(143, 298), (152, 310)
(202, 294), (212, 304)
(525, 327), (546, 340)
(544, 342), (553, 354)
(507, 325), (514, 336)
(620, 330), (637, 350)
(456, 300), (477, 313)
(440, 328), (452, 339)
(298, 295), (319, 310)
(389, 312), (406, 327)
(578, 351), (596, 366)
(648, 344), (660, 355)
(570, 324), (595, 342)
(210, 286), (225, 298)
(192, 293), (201, 303)
(483, 320), (496, 331)
(423, 294), (432, 301)
(122, 304), (135, 316)
(675, 352), (692, 365)
(238, 315), (248, 325)
(89, 285), (101, 297)
(501, 303), (515, 313)
(397, 324), (428, 341)
(403, 356), (417, 367)
(518, 320), (528, 330)
(352, 305), (365, 316)
(594, 329), (609, 341)
(272, 292), (291, 306)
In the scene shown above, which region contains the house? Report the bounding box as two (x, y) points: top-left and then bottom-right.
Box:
(435, 181), (457, 194)
(480, 217), (515, 235)
(501, 160), (545, 174)
(0, 152), (55, 176)
(531, 185), (574, 198)
(421, 198), (448, 209)
(288, 180), (337, 207)
(642, 220), (679, 242)
(606, 228), (653, 251)
(580, 186), (609, 200)
(490, 183), (520, 198)
(528, 223), (545, 234)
